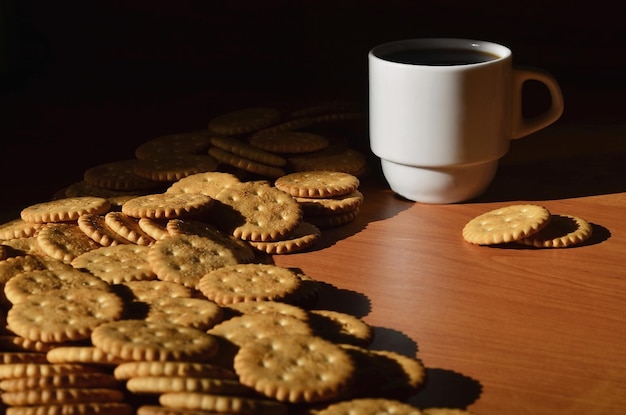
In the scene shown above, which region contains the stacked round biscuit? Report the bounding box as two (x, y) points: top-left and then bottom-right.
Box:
(0, 103), (479, 414)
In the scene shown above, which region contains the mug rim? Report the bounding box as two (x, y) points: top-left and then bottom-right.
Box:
(369, 38), (511, 67)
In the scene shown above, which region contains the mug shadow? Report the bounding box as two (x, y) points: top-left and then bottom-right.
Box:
(475, 152), (626, 202)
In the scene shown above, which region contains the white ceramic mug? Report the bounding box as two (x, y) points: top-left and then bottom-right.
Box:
(368, 38), (564, 203)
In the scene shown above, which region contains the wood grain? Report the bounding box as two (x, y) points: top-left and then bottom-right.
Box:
(274, 127), (626, 414)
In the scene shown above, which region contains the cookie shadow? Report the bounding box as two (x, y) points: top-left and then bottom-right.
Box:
(308, 280), (372, 319)
(409, 368), (483, 410)
(368, 326), (419, 358)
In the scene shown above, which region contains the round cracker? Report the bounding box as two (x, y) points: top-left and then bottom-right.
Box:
(71, 244), (156, 284)
(122, 192), (214, 220)
(233, 334), (355, 403)
(91, 320), (219, 362)
(6, 288), (124, 343)
(462, 204), (552, 245)
(212, 181), (302, 242)
(21, 197), (111, 224)
(516, 214), (593, 248)
(275, 171), (360, 198)
(248, 131), (329, 154)
(208, 107), (282, 136)
(198, 263), (302, 305)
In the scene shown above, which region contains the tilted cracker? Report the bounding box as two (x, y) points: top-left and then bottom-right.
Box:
(296, 190), (364, 216)
(275, 171), (360, 198)
(6, 288), (124, 343)
(133, 155), (219, 182)
(20, 197), (111, 224)
(0, 352), (48, 365)
(0, 363), (103, 379)
(462, 204), (552, 245)
(4, 403), (134, 415)
(148, 234), (240, 289)
(0, 219), (43, 240)
(233, 333), (355, 403)
(64, 180), (149, 202)
(288, 146), (368, 176)
(0, 244), (8, 261)
(0, 372), (120, 392)
(3, 268), (110, 305)
(197, 263), (302, 305)
(91, 320), (219, 362)
(225, 300), (309, 321)
(208, 146), (287, 179)
(248, 221), (322, 255)
(158, 392), (288, 415)
(113, 361), (237, 381)
(83, 160), (164, 191)
(126, 376), (254, 395)
(36, 223), (102, 263)
(121, 192), (214, 220)
(516, 214), (593, 248)
(104, 211), (156, 246)
(210, 135), (287, 167)
(46, 346), (129, 365)
(248, 131), (329, 154)
(212, 181), (302, 242)
(0, 255), (57, 286)
(138, 218), (171, 240)
(0, 236), (45, 257)
(71, 244), (156, 284)
(135, 131), (214, 160)
(248, 221), (321, 255)
(166, 171), (241, 198)
(0, 388), (125, 406)
(77, 213), (132, 246)
(208, 107), (282, 136)
(0, 336), (60, 353)
(290, 100), (361, 118)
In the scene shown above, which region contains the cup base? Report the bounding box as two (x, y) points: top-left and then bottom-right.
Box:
(380, 159), (498, 204)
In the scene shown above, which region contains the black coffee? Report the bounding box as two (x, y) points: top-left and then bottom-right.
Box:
(382, 48), (500, 66)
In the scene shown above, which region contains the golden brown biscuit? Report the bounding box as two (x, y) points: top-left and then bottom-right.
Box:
(233, 334), (355, 403)
(208, 107), (282, 136)
(91, 320), (219, 362)
(20, 197), (111, 224)
(275, 171), (360, 198)
(462, 204), (552, 245)
(516, 214), (593, 248)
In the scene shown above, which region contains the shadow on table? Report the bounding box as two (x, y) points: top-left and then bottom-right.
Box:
(409, 368), (483, 410)
(476, 152), (626, 202)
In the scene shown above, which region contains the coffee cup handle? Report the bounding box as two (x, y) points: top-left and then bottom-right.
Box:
(511, 67), (564, 139)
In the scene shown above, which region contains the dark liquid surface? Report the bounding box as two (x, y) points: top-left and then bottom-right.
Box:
(382, 48), (500, 66)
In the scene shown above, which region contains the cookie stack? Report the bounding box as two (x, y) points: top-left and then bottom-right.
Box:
(275, 170), (364, 229)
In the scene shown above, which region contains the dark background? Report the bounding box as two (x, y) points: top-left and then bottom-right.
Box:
(1, 0), (624, 210)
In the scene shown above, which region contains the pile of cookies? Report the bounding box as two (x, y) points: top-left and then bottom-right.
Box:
(0, 221), (448, 414)
(462, 204), (593, 247)
(54, 103), (370, 255)
(0, 102), (477, 414)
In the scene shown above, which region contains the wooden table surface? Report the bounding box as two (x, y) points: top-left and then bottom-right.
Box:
(271, 123), (626, 415)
